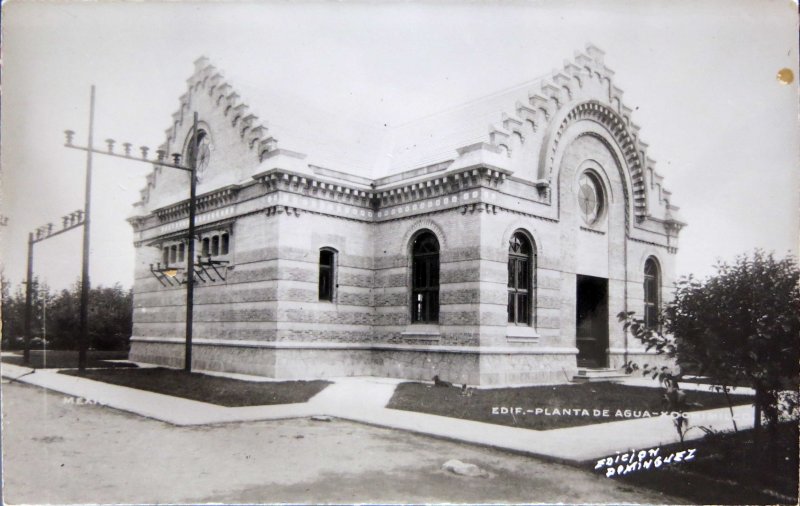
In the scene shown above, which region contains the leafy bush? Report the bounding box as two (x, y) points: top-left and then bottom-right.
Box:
(621, 251), (800, 433)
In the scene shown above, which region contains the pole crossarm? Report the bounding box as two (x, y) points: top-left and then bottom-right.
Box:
(63, 142), (193, 172)
(29, 210), (86, 244)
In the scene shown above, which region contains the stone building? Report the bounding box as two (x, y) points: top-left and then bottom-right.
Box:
(128, 44), (685, 385)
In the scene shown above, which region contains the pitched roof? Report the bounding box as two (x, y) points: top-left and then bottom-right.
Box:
(380, 74), (551, 174)
(137, 44), (683, 227)
(191, 59), (552, 177)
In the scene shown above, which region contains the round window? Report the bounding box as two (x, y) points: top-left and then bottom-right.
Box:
(578, 172), (604, 225)
(186, 129), (212, 180)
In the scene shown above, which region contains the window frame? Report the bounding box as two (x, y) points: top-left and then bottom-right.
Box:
(184, 128), (212, 179)
(198, 230), (233, 261)
(155, 225), (233, 283)
(643, 257), (661, 330)
(318, 248), (337, 302)
(507, 231), (536, 326)
(411, 231), (440, 324)
(577, 170), (606, 226)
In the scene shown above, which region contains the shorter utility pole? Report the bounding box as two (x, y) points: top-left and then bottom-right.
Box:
(40, 287), (48, 369)
(23, 234), (34, 364)
(23, 210), (85, 364)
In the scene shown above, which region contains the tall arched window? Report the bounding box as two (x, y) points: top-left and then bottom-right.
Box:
(644, 257), (660, 329)
(508, 232), (534, 325)
(411, 231), (440, 323)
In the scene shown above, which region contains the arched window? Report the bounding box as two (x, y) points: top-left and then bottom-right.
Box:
(319, 248), (336, 301)
(411, 231), (440, 323)
(185, 129), (211, 177)
(508, 232), (534, 325)
(198, 231), (231, 259)
(644, 257), (660, 329)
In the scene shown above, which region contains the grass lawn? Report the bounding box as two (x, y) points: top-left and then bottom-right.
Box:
(2, 350), (136, 369)
(684, 377), (746, 387)
(610, 422), (799, 504)
(685, 376), (799, 391)
(60, 367), (330, 407)
(387, 381), (754, 430)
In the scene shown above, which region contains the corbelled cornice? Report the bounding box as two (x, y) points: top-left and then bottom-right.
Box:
(136, 45), (681, 237)
(153, 185), (241, 223)
(548, 101), (649, 219)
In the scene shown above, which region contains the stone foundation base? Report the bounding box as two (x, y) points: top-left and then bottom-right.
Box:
(130, 339), (584, 386)
(130, 340), (678, 386)
(131, 341), (278, 376)
(479, 353), (579, 385)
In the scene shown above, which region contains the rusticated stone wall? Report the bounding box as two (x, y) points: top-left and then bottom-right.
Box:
(129, 47), (683, 385)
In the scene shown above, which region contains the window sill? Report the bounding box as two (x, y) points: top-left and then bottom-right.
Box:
(580, 226), (606, 235)
(401, 324), (441, 342)
(506, 325), (540, 342)
(200, 254), (232, 262)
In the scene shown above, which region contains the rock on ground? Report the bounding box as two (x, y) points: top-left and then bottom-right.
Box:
(442, 459), (489, 478)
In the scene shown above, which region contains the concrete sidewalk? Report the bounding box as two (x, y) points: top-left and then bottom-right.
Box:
(619, 376), (756, 395)
(1, 361), (753, 463)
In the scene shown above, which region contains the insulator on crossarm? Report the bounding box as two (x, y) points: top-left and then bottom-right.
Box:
(64, 130), (75, 146)
(105, 139), (116, 153)
(123, 143), (133, 157)
(140, 146), (149, 160)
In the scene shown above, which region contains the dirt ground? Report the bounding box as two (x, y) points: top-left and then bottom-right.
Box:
(1, 381), (681, 504)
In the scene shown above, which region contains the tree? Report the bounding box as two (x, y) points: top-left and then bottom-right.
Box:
(87, 284), (133, 350)
(46, 282), (133, 351)
(2, 279), (133, 351)
(1, 276), (52, 349)
(47, 284), (81, 349)
(620, 251), (800, 435)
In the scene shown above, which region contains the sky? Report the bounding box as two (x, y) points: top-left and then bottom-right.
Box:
(1, 0), (798, 292)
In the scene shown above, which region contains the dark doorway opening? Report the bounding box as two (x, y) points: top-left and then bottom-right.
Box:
(576, 275), (609, 368)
